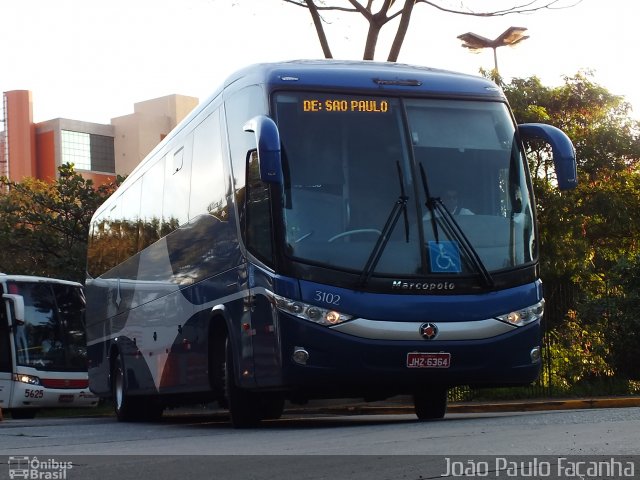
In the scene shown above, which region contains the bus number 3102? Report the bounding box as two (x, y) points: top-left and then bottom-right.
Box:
(314, 291), (341, 306)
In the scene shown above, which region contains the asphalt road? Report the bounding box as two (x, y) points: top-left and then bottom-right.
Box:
(1, 406), (639, 479)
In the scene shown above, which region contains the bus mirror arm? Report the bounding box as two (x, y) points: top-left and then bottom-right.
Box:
(518, 123), (578, 191)
(243, 115), (283, 184)
(2, 293), (25, 326)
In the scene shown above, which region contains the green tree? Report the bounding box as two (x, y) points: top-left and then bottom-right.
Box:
(505, 72), (640, 384)
(604, 256), (640, 379)
(505, 71), (640, 287)
(0, 164), (122, 283)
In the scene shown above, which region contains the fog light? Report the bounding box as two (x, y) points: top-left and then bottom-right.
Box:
(292, 347), (310, 365)
(530, 346), (541, 363)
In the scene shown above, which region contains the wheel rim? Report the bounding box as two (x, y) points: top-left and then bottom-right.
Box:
(114, 365), (124, 410)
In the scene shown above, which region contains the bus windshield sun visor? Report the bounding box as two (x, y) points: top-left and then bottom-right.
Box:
(419, 162), (495, 289)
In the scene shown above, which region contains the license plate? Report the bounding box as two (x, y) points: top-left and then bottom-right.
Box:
(407, 352), (451, 369)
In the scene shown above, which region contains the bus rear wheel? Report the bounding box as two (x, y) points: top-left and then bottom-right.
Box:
(414, 387), (448, 421)
(111, 353), (164, 422)
(112, 353), (136, 421)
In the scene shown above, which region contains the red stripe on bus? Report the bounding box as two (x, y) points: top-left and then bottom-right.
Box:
(40, 378), (89, 389)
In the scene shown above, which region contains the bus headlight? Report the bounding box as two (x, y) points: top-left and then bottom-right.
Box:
(14, 374), (41, 385)
(271, 293), (353, 326)
(497, 299), (545, 327)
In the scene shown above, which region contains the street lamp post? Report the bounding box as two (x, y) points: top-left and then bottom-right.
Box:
(457, 26), (529, 79)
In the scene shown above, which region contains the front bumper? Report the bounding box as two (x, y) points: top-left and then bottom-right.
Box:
(278, 313), (541, 395)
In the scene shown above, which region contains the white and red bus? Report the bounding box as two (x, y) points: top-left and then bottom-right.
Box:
(1, 274), (98, 419)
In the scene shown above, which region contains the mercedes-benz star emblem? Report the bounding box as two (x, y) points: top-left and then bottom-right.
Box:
(419, 323), (438, 340)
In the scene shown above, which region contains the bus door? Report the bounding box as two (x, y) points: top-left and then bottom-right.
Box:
(242, 136), (282, 387)
(0, 300), (13, 409)
(1, 285), (21, 408)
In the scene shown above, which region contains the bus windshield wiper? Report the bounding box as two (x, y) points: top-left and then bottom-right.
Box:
(419, 163), (440, 244)
(418, 163), (494, 289)
(359, 161), (409, 287)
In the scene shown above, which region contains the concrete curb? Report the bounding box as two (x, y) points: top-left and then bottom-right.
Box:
(449, 396), (640, 413)
(287, 396), (640, 416)
(2, 397), (638, 422)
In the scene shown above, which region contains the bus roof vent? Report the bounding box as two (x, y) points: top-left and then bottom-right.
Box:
(373, 78), (422, 86)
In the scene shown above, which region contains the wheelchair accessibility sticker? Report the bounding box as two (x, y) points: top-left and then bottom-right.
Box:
(428, 241), (461, 273)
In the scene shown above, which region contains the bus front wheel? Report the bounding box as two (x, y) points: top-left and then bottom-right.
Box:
(10, 409), (38, 419)
(414, 387), (448, 421)
(224, 338), (262, 428)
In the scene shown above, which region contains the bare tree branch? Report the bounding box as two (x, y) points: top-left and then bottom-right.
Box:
(416, 0), (581, 17)
(387, 0), (415, 62)
(281, 0), (358, 13)
(306, 0), (334, 57)
(280, 0), (581, 60)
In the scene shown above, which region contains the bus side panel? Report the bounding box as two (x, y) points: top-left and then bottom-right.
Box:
(87, 216), (246, 398)
(87, 339), (111, 396)
(158, 267), (248, 394)
(248, 265), (285, 388)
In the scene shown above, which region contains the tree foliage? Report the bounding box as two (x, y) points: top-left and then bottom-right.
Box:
(505, 72), (640, 381)
(0, 164), (122, 283)
(505, 71), (640, 285)
(282, 0), (577, 61)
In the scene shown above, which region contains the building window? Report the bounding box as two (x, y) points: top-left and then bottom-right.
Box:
(61, 130), (91, 170)
(61, 130), (115, 173)
(90, 134), (115, 173)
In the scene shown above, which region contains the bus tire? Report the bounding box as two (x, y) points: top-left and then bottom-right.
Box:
(111, 352), (141, 422)
(260, 393), (285, 420)
(414, 387), (448, 421)
(10, 409), (38, 419)
(224, 337), (261, 428)
(137, 396), (164, 421)
(209, 320), (228, 409)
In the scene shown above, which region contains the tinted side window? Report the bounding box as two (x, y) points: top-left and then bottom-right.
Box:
(224, 85), (265, 195)
(119, 179), (142, 259)
(139, 157), (165, 249)
(189, 109), (227, 219)
(245, 151), (274, 264)
(162, 138), (193, 235)
(87, 196), (121, 277)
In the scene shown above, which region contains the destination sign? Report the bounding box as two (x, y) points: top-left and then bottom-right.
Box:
(303, 98), (390, 113)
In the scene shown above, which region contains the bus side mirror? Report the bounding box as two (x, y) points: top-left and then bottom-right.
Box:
(243, 115), (283, 184)
(2, 293), (25, 326)
(518, 123), (578, 191)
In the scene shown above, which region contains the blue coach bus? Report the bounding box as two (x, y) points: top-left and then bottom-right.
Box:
(85, 60), (576, 427)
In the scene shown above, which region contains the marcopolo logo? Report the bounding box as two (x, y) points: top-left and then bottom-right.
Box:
(391, 280), (455, 292)
(8, 456), (73, 479)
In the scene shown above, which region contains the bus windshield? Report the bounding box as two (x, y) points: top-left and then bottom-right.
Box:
(9, 281), (87, 371)
(274, 92), (535, 278)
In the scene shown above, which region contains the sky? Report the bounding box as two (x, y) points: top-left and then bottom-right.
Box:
(2, 0), (639, 124)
